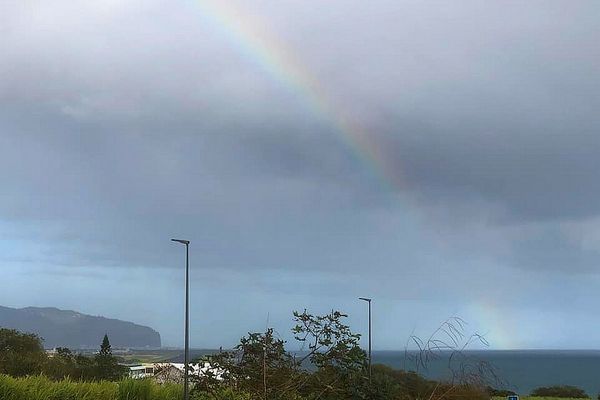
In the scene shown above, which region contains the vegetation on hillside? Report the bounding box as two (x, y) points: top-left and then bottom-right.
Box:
(0, 328), (126, 381)
(0, 328), (46, 377)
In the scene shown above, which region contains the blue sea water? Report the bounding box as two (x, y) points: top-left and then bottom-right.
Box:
(373, 350), (600, 397)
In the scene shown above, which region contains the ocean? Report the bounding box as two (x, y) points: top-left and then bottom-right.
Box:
(374, 350), (600, 396)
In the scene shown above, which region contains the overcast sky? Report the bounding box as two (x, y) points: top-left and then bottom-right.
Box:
(2, 0), (600, 350)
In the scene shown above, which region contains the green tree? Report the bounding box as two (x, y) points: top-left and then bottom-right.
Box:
(487, 386), (516, 397)
(293, 310), (367, 399)
(293, 310), (366, 371)
(43, 347), (102, 381)
(194, 310), (367, 400)
(43, 347), (74, 380)
(73, 353), (96, 380)
(94, 334), (125, 381)
(237, 329), (299, 399)
(99, 334), (112, 356)
(195, 328), (299, 400)
(0, 328), (46, 377)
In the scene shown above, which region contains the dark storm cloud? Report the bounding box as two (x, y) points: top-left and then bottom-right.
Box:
(509, 227), (600, 272)
(3, 0), (600, 347)
(388, 120), (600, 221)
(3, 0), (598, 224)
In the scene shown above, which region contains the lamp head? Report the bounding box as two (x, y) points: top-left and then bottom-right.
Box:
(171, 239), (190, 245)
(358, 297), (371, 302)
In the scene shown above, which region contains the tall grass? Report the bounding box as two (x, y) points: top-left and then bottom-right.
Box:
(0, 374), (182, 400)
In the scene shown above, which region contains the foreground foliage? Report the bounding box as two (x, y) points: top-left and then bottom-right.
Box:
(0, 375), (182, 400)
(0, 374), (489, 400)
(0, 328), (46, 377)
(0, 328), (126, 381)
(530, 386), (589, 398)
(194, 310), (490, 400)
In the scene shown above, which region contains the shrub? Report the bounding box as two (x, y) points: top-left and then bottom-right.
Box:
(433, 384), (489, 400)
(364, 364), (434, 399)
(0, 329), (46, 377)
(530, 384), (589, 398)
(486, 386), (516, 397)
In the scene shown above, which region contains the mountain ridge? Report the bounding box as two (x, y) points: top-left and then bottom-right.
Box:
(0, 305), (161, 349)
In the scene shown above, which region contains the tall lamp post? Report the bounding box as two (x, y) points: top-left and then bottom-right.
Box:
(358, 297), (372, 383)
(172, 239), (190, 400)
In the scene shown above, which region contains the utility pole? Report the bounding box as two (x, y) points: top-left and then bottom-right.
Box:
(358, 297), (372, 383)
(172, 239), (191, 400)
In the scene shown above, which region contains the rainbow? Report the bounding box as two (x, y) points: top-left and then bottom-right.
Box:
(179, 2), (527, 350)
(191, 0), (402, 190)
(467, 300), (520, 350)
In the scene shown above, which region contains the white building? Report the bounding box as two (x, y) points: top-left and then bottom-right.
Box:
(127, 362), (224, 383)
(127, 364), (156, 379)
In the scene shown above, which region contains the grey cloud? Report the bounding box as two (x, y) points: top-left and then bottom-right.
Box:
(3, 0), (600, 348)
(391, 122), (600, 221)
(508, 226), (600, 272)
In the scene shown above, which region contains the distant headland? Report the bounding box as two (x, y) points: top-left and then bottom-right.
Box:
(0, 305), (161, 349)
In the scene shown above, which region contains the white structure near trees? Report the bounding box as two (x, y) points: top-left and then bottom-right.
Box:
(127, 364), (155, 379)
(127, 362), (223, 384)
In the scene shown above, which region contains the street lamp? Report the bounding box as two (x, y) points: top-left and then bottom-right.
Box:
(358, 297), (372, 383)
(172, 239), (190, 400)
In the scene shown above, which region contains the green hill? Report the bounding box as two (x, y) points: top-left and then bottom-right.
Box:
(0, 305), (161, 349)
